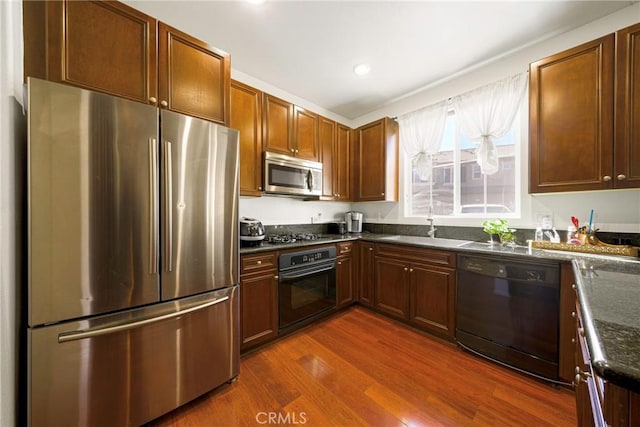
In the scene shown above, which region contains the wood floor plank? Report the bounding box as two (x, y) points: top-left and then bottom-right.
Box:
(147, 307), (576, 427)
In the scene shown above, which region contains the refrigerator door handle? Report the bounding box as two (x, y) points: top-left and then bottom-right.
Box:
(163, 140), (173, 272)
(57, 296), (230, 343)
(149, 138), (158, 275)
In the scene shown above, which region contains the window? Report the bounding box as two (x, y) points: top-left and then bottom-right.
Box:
(406, 110), (520, 217)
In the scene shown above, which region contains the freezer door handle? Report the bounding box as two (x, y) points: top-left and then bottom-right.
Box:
(149, 138), (158, 275)
(57, 296), (229, 343)
(163, 140), (173, 272)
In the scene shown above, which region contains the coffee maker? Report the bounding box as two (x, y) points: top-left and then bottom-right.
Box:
(345, 211), (363, 233)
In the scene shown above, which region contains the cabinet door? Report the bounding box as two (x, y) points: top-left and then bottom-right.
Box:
(240, 271), (278, 351)
(263, 94), (294, 155)
(24, 0), (158, 104)
(374, 257), (408, 319)
(158, 22), (230, 125)
(335, 124), (351, 201)
(614, 23), (640, 189)
(336, 256), (354, 308)
(294, 106), (319, 161)
(320, 117), (336, 198)
(358, 242), (375, 306)
(529, 34), (615, 193)
(231, 80), (263, 196)
(356, 118), (398, 201)
(409, 264), (455, 338)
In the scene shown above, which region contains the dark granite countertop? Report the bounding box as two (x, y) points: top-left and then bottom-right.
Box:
(572, 258), (640, 393)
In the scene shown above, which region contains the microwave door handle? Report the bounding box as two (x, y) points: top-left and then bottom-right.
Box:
(306, 169), (313, 191)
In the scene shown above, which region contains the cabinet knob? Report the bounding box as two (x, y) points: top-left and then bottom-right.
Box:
(571, 338), (576, 344)
(369, 247), (373, 251)
(338, 261), (342, 265)
(404, 267), (408, 271)
(274, 275), (279, 279)
(572, 284), (576, 290)
(409, 268), (414, 272)
(290, 148), (295, 153)
(149, 97), (157, 104)
(258, 186), (262, 190)
(256, 260), (262, 265)
(603, 175), (612, 182)
(381, 192), (385, 196)
(571, 311), (576, 318)
(579, 327), (585, 337)
(617, 174), (627, 181)
(295, 149), (299, 154)
(160, 100), (168, 108)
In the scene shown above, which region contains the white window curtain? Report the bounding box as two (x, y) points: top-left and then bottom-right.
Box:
(398, 99), (448, 180)
(453, 72), (527, 175)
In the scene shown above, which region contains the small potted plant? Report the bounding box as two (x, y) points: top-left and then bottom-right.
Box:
(482, 218), (516, 246)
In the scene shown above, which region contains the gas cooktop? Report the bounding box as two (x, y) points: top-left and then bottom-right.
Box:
(265, 233), (325, 244)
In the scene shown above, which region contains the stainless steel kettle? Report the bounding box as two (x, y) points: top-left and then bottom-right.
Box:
(239, 217), (265, 242)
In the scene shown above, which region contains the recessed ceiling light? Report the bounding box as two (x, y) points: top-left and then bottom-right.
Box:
(353, 63), (371, 76)
(247, 0), (266, 4)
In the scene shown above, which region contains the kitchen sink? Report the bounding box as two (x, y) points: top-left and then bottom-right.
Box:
(377, 235), (472, 248)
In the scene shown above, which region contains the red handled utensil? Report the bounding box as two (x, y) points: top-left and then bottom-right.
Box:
(571, 216), (579, 228)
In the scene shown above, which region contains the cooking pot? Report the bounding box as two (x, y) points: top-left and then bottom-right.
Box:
(240, 217), (265, 242)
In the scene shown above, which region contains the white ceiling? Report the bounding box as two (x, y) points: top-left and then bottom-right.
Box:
(124, 1), (634, 120)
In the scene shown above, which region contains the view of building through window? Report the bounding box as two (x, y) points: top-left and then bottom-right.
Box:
(409, 112), (518, 217)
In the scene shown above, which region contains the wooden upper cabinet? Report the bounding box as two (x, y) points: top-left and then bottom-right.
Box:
(24, 0), (157, 104)
(615, 23), (640, 189)
(529, 34), (616, 193)
(158, 23), (230, 124)
(320, 117), (337, 198)
(335, 124), (351, 201)
(293, 106), (319, 161)
(231, 80), (263, 196)
(355, 117), (398, 201)
(263, 94), (294, 155)
(24, 1), (231, 125)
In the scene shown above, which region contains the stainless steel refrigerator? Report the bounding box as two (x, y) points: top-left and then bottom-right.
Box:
(26, 78), (240, 426)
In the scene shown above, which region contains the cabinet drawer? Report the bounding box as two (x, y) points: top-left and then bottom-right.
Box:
(375, 243), (455, 268)
(241, 252), (277, 275)
(337, 242), (353, 257)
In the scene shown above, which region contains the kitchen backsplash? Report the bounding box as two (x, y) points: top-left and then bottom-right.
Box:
(263, 222), (640, 248)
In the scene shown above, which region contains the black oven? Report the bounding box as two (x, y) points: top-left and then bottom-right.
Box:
(278, 246), (336, 332)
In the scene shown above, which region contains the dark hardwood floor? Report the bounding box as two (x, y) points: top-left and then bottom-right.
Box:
(149, 307), (576, 426)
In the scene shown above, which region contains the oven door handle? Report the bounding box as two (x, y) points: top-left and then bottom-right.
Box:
(279, 262), (335, 280)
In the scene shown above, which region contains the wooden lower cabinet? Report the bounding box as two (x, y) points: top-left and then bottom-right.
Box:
(240, 252), (278, 352)
(336, 242), (355, 308)
(358, 242), (375, 307)
(374, 257), (409, 319)
(409, 263), (455, 337)
(373, 243), (456, 339)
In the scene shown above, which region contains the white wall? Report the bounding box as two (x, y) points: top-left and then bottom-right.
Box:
(352, 3), (640, 233)
(240, 196), (351, 226)
(0, 1), (23, 425)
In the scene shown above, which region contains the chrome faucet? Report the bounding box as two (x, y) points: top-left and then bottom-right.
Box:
(427, 217), (437, 238)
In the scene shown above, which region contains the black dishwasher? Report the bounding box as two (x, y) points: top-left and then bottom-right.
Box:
(456, 254), (560, 381)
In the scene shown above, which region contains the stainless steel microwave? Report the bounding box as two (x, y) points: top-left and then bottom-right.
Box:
(264, 151), (323, 197)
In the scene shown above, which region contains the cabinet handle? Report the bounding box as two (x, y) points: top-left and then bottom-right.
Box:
(149, 97), (157, 105)
(603, 175), (612, 182)
(617, 174), (627, 181)
(160, 100), (168, 108)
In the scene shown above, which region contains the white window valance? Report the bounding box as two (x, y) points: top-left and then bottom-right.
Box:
(453, 72), (528, 175)
(398, 99), (448, 180)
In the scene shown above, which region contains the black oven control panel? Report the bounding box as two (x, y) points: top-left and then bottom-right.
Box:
(279, 246), (337, 270)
